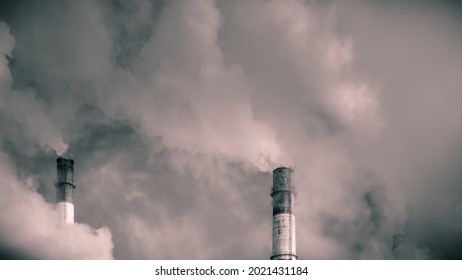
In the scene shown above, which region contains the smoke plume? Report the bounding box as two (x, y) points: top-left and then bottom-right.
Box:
(1, 0), (462, 259)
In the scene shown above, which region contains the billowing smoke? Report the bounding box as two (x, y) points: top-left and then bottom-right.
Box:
(0, 150), (112, 259)
(0, 23), (68, 156)
(1, 0), (462, 259)
(0, 22), (111, 259)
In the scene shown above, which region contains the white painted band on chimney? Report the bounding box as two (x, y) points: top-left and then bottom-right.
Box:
(56, 201), (74, 224)
(272, 213), (296, 259)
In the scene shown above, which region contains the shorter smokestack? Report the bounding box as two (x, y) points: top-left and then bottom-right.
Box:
(56, 157), (75, 224)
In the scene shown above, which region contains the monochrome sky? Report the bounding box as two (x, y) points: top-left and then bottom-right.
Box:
(1, 0), (462, 259)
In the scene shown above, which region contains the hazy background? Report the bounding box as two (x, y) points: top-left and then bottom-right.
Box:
(1, 0), (462, 259)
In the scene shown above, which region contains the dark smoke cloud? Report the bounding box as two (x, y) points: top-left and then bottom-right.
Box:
(1, 0), (462, 259)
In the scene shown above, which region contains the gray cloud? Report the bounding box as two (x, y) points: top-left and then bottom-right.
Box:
(0, 21), (113, 259)
(0, 149), (113, 259)
(0, 0), (462, 259)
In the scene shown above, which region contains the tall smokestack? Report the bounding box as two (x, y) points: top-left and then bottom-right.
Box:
(271, 167), (296, 260)
(56, 157), (75, 224)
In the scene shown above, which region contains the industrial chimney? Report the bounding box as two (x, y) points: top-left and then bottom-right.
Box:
(56, 157), (75, 224)
(271, 167), (296, 260)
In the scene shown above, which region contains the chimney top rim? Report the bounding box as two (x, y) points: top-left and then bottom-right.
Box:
(57, 157), (74, 163)
(273, 166), (293, 172)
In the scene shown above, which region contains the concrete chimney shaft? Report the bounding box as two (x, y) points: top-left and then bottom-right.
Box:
(271, 167), (296, 260)
(56, 157), (75, 224)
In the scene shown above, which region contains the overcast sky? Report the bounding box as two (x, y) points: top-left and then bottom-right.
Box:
(1, 0), (462, 259)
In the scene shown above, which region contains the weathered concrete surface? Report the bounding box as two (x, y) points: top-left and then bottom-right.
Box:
(56, 157), (75, 224)
(271, 167), (296, 260)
